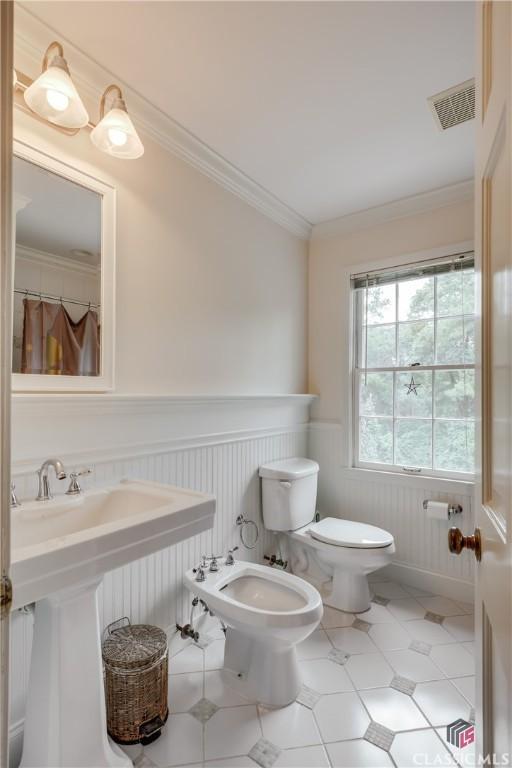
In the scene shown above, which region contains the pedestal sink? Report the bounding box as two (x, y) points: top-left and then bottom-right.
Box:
(11, 479), (216, 768)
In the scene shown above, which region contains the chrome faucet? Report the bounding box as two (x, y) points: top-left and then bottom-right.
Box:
(225, 546), (239, 565)
(36, 458), (67, 501)
(10, 481), (20, 508)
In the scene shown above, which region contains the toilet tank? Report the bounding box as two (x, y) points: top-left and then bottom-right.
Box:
(259, 458), (319, 532)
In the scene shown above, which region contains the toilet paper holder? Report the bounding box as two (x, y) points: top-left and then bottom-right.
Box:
(422, 499), (463, 519)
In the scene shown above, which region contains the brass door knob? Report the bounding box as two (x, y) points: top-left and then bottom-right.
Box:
(448, 527), (482, 562)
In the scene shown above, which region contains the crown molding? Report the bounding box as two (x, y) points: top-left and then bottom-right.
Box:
(14, 6), (312, 240)
(16, 244), (99, 276)
(312, 179), (474, 240)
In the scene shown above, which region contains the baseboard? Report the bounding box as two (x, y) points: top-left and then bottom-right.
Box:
(380, 561), (474, 604)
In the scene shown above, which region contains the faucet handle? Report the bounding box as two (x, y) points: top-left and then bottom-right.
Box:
(10, 481), (21, 508)
(193, 564), (207, 582)
(225, 546), (239, 566)
(65, 468), (92, 496)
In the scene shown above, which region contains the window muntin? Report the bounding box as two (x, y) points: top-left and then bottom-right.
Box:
(353, 258), (475, 478)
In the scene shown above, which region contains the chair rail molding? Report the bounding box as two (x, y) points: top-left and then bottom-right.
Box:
(14, 6), (311, 240)
(11, 393), (316, 471)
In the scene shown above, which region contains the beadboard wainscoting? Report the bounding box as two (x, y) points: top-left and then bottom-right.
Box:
(8, 394), (313, 765)
(309, 421), (475, 604)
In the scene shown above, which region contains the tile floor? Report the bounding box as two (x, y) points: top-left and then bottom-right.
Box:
(122, 577), (475, 768)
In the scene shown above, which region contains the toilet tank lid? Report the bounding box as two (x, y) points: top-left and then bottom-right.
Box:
(259, 458), (319, 480)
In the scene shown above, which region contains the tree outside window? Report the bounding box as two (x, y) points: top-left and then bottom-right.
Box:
(354, 260), (475, 477)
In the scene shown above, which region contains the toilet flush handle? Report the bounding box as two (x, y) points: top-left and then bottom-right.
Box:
(279, 480), (292, 489)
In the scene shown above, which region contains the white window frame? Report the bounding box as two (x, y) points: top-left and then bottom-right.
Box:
(348, 244), (476, 483)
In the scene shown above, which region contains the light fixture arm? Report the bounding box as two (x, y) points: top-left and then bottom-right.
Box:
(42, 41), (64, 72)
(99, 84), (125, 119)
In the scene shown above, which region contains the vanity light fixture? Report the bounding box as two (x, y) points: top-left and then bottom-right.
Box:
(90, 84), (144, 159)
(15, 44), (143, 159)
(23, 41), (89, 130)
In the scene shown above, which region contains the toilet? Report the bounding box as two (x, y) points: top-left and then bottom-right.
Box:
(259, 458), (395, 613)
(184, 558), (322, 708)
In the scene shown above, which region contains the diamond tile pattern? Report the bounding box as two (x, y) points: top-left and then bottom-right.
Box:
(390, 675), (416, 696)
(372, 594), (390, 606)
(296, 684), (321, 709)
(249, 738), (281, 768)
(132, 579), (475, 767)
(409, 639), (432, 656)
(424, 611), (444, 625)
(188, 697), (218, 723)
(352, 618), (371, 633)
(364, 721), (395, 751)
(328, 648), (350, 665)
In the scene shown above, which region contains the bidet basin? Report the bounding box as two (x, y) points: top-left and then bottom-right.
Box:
(11, 478), (215, 608)
(14, 479), (215, 768)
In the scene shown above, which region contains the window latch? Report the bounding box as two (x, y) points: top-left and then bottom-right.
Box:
(402, 466), (422, 474)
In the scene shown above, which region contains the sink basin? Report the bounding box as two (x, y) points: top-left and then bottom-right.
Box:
(12, 478), (215, 609)
(13, 479), (215, 768)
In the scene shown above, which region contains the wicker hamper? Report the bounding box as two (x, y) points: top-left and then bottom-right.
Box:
(102, 618), (169, 745)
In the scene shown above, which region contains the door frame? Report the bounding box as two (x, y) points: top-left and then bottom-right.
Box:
(0, 2), (14, 766)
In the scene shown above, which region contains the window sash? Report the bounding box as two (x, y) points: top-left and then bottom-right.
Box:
(354, 283), (475, 371)
(352, 257), (475, 479)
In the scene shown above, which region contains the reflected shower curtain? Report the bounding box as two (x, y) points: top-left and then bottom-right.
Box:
(21, 299), (100, 376)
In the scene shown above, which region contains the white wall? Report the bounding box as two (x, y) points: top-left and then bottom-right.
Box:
(13, 108), (308, 395)
(308, 197), (476, 597)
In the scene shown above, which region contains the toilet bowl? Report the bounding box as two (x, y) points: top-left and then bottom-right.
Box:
(184, 559), (322, 708)
(285, 517), (395, 613)
(259, 458), (395, 613)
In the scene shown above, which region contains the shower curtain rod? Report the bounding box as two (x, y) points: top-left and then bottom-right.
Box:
(14, 288), (100, 310)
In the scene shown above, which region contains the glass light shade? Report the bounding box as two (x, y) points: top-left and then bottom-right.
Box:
(90, 106), (144, 159)
(24, 61), (89, 129)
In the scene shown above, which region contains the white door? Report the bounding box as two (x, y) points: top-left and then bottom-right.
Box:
(0, 2), (14, 767)
(471, 0), (511, 761)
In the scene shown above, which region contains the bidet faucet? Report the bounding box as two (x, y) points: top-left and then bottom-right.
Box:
(225, 546), (239, 565)
(36, 458), (67, 501)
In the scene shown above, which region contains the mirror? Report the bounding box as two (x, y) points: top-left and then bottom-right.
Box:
(12, 142), (115, 392)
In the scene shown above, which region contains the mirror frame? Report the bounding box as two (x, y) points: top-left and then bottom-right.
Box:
(12, 139), (116, 392)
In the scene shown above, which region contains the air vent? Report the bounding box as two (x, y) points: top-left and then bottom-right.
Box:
(428, 79), (475, 131)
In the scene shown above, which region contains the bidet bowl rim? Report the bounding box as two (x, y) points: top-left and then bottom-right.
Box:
(184, 559), (323, 628)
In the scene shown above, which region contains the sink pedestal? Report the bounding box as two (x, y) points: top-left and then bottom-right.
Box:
(20, 576), (132, 768)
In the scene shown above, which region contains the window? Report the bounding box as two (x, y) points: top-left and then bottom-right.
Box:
(352, 253), (475, 478)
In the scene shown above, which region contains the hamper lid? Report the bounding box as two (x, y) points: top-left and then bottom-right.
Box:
(102, 623), (167, 671)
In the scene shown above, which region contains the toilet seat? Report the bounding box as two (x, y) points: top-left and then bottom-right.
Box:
(307, 517), (393, 549)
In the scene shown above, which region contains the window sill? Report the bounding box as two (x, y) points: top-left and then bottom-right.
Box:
(338, 466), (474, 494)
